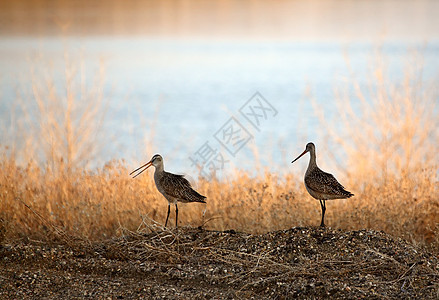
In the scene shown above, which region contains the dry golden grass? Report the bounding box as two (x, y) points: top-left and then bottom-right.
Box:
(1, 156), (437, 248)
(0, 54), (438, 254)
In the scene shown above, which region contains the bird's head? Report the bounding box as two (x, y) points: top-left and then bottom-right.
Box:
(130, 154), (163, 178)
(291, 142), (315, 164)
(149, 154), (163, 167)
(305, 142), (315, 152)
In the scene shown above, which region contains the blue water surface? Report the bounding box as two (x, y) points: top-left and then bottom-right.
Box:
(0, 37), (438, 177)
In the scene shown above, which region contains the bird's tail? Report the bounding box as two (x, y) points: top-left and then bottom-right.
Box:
(190, 189), (207, 203)
(344, 190), (354, 198)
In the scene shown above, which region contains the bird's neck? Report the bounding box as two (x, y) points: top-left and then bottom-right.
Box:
(307, 149), (318, 171)
(154, 162), (164, 174)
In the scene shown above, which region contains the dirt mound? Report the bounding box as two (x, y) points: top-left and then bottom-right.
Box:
(1, 227), (438, 299)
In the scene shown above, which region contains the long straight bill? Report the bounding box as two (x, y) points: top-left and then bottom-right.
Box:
(291, 149), (308, 164)
(130, 161), (152, 178)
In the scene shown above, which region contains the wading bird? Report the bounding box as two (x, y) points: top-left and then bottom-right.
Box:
(130, 154), (206, 228)
(291, 143), (353, 227)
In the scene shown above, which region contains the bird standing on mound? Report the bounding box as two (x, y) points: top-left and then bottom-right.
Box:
(291, 143), (353, 227)
(130, 154), (206, 228)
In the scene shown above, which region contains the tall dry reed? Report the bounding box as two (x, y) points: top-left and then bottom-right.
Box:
(14, 53), (108, 173)
(310, 54), (438, 246)
(0, 53), (437, 253)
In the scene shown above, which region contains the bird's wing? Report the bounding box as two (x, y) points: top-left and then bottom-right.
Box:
(159, 173), (206, 202)
(305, 168), (349, 195)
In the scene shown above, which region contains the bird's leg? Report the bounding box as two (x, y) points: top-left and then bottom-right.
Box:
(164, 204), (171, 228)
(319, 200), (326, 227)
(175, 203), (178, 228)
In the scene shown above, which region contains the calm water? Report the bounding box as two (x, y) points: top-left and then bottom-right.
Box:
(1, 37), (438, 177)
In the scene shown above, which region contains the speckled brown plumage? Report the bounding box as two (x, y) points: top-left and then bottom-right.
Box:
(292, 142), (353, 227)
(130, 154), (206, 227)
(304, 167), (353, 200)
(157, 172), (206, 204)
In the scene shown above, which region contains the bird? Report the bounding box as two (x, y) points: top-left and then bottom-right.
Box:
(291, 142), (353, 227)
(130, 154), (206, 228)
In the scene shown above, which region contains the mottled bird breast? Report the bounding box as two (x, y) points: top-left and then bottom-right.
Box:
(154, 171), (206, 204)
(304, 167), (354, 200)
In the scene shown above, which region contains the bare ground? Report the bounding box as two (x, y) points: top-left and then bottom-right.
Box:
(1, 226), (438, 299)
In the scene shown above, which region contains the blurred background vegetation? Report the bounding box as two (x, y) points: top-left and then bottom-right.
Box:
(0, 0), (437, 252)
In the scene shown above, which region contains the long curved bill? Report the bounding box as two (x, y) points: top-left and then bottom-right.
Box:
(130, 161), (152, 178)
(291, 149), (308, 164)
